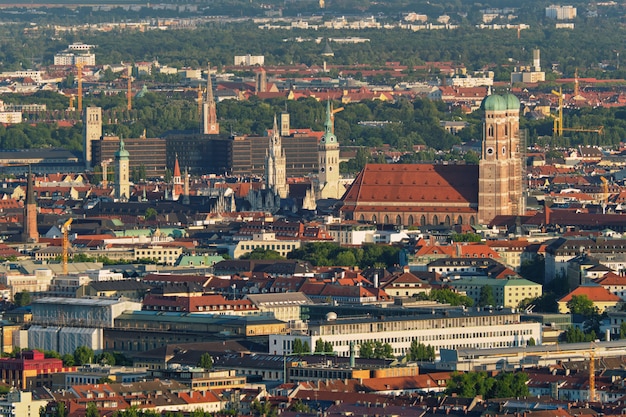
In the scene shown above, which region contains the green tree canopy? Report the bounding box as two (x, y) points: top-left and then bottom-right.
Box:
(198, 352), (213, 370)
(566, 294), (597, 316)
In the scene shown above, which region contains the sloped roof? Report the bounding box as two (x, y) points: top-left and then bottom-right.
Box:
(559, 284), (621, 303)
(342, 163), (478, 210)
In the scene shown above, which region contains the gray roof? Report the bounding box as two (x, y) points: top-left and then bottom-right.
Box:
(87, 280), (153, 292)
(245, 292), (313, 306)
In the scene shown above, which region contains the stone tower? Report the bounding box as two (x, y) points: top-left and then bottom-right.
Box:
(23, 167), (38, 243)
(317, 101), (344, 200)
(83, 107), (102, 169)
(115, 138), (130, 201)
(266, 115), (288, 199)
(203, 64), (219, 135)
(478, 93), (524, 224)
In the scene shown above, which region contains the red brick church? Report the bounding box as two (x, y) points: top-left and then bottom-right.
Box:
(340, 93), (524, 226)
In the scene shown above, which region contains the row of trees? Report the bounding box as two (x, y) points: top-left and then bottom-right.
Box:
(287, 242), (401, 268)
(445, 371), (529, 399)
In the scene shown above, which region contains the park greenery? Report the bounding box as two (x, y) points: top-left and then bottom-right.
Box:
(314, 338), (334, 354)
(359, 340), (394, 359)
(406, 341), (435, 362)
(287, 242), (400, 268)
(416, 288), (474, 307)
(445, 371), (529, 399)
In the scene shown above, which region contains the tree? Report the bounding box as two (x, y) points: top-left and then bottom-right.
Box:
(567, 294), (597, 316)
(96, 352), (116, 366)
(478, 285), (496, 307)
(86, 402), (100, 417)
(239, 248), (285, 260)
(527, 337), (536, 346)
(292, 338), (309, 355)
(446, 371), (529, 399)
(314, 338), (325, 353)
(407, 340), (435, 361)
(198, 352), (213, 370)
(13, 290), (31, 307)
(144, 207), (157, 221)
(62, 354), (75, 367)
(74, 346), (94, 366)
(359, 341), (394, 359)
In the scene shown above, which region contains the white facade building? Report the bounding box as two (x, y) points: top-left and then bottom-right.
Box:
(270, 309), (541, 357)
(234, 55), (265, 66)
(54, 53), (96, 66)
(545, 5), (577, 19)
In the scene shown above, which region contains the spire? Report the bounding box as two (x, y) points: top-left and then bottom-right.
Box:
(173, 154), (182, 178)
(324, 100), (333, 133)
(273, 113), (279, 136)
(206, 63), (215, 106)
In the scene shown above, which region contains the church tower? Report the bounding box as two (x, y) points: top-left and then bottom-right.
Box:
(478, 93), (524, 224)
(266, 115), (288, 199)
(317, 101), (345, 200)
(203, 64), (219, 135)
(83, 107), (102, 169)
(172, 154), (183, 201)
(115, 138), (130, 201)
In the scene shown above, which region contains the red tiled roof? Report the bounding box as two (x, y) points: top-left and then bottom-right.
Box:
(342, 163), (478, 209)
(559, 285), (621, 303)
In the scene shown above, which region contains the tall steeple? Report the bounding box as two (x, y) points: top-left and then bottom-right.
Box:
(23, 166), (38, 243)
(203, 63), (219, 135)
(317, 101), (344, 200)
(478, 93), (523, 224)
(265, 114), (288, 199)
(172, 154), (183, 200)
(115, 137), (130, 201)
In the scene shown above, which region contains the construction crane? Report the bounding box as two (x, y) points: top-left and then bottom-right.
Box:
(76, 62), (84, 114)
(551, 87), (564, 137)
(589, 341), (598, 402)
(552, 87), (604, 137)
(61, 218), (73, 275)
(197, 84), (203, 117)
(601, 176), (610, 214)
(330, 104), (344, 134)
(101, 158), (113, 188)
(121, 66), (132, 111)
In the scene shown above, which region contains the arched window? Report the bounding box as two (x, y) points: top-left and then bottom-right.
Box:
(420, 215), (426, 226)
(470, 216), (476, 225)
(359, 214), (365, 222)
(432, 215), (439, 225)
(384, 214), (390, 224)
(457, 216), (463, 225)
(488, 125), (494, 136)
(444, 215), (451, 226)
(372, 214), (377, 224)
(396, 215), (402, 225)
(408, 215), (414, 226)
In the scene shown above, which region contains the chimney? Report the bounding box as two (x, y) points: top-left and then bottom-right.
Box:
(545, 205), (551, 225)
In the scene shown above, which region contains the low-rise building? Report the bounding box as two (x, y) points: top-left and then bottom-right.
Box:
(0, 350), (75, 389)
(270, 308), (541, 357)
(448, 277), (542, 308)
(0, 390), (49, 417)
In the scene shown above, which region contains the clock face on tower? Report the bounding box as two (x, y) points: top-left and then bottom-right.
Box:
(210, 124), (216, 130)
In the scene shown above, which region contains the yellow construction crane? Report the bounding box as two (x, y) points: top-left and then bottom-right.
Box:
(552, 87), (603, 136)
(61, 218), (73, 275)
(589, 341), (598, 402)
(551, 87), (564, 137)
(197, 85), (203, 117)
(121, 66), (132, 111)
(76, 62), (84, 114)
(601, 176), (610, 213)
(330, 104), (344, 134)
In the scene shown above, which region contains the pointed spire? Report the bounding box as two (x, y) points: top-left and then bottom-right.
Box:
(206, 62), (215, 105)
(273, 113), (279, 136)
(173, 153), (181, 178)
(324, 100), (333, 133)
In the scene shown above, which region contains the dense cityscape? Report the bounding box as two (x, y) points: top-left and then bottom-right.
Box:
(0, 0), (625, 416)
